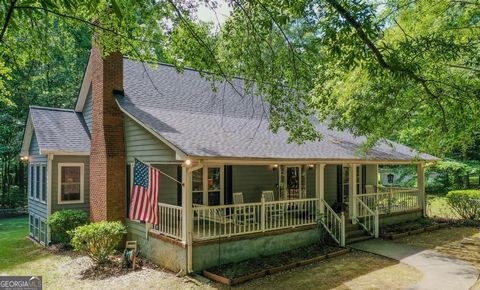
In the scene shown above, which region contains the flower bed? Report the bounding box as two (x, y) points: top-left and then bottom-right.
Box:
(381, 218), (449, 239)
(203, 244), (349, 285)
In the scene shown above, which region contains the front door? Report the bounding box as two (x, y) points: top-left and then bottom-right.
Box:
(286, 166), (301, 199)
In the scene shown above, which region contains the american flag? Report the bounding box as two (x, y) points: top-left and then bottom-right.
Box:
(129, 159), (159, 225)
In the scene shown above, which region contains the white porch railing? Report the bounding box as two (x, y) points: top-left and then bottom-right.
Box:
(158, 203), (183, 240)
(354, 196), (378, 238)
(357, 188), (421, 215)
(319, 200), (345, 246)
(192, 198), (320, 241)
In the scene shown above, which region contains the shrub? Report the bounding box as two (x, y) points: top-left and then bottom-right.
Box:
(48, 210), (88, 244)
(70, 221), (126, 265)
(446, 190), (480, 220)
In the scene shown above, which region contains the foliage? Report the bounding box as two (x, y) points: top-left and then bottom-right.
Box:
(47, 210), (88, 244)
(70, 221), (126, 265)
(446, 190), (480, 220)
(0, 186), (26, 208)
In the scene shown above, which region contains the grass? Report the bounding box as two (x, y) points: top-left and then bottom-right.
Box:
(0, 216), (424, 290)
(0, 216), (51, 271)
(225, 251), (422, 290)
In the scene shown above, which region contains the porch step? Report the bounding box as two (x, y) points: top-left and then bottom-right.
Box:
(346, 235), (373, 245)
(344, 222), (374, 245)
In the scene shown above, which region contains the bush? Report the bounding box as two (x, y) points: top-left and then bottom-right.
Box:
(48, 210), (88, 243)
(446, 190), (480, 220)
(0, 186), (27, 208)
(70, 221), (126, 265)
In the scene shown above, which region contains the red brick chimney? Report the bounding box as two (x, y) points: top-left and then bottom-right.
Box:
(89, 44), (126, 222)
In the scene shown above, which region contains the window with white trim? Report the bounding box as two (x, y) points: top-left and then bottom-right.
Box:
(29, 165), (33, 199)
(40, 220), (46, 244)
(41, 165), (47, 202)
(34, 217), (39, 240)
(29, 214), (34, 236)
(58, 163), (84, 204)
(35, 165), (40, 200)
(191, 166), (224, 206)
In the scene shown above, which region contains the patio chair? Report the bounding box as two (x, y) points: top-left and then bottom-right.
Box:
(233, 192), (256, 224)
(193, 204), (233, 225)
(262, 190), (285, 219)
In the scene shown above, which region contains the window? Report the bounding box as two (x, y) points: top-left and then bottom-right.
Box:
(29, 165), (34, 198)
(40, 220), (46, 245)
(41, 165), (47, 202)
(192, 168), (203, 205)
(34, 217), (39, 240)
(207, 167), (221, 206)
(35, 165), (40, 199)
(58, 163), (84, 204)
(29, 214), (34, 236)
(342, 166), (350, 203)
(191, 166), (224, 205)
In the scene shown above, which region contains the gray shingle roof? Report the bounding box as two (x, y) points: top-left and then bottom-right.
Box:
(119, 59), (438, 161)
(30, 106), (90, 153)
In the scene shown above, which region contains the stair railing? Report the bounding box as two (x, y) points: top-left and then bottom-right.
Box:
(354, 196), (379, 238)
(319, 200), (345, 246)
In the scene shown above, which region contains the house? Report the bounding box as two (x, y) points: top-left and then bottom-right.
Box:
(20, 45), (438, 273)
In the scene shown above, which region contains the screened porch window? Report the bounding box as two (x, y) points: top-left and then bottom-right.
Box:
(192, 169), (203, 205)
(58, 163), (84, 204)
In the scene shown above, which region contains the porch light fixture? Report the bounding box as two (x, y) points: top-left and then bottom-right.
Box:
(308, 164), (314, 170)
(272, 164), (278, 171)
(19, 156), (29, 162)
(184, 159), (192, 166)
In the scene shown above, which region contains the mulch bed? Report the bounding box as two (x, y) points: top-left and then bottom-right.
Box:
(381, 218), (449, 239)
(203, 244), (349, 285)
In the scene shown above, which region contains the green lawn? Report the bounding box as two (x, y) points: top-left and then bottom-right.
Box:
(0, 216), (51, 271)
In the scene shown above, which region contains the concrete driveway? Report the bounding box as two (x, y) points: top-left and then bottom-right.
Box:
(350, 239), (479, 290)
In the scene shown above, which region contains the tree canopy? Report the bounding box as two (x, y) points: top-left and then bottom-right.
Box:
(0, 0), (479, 159)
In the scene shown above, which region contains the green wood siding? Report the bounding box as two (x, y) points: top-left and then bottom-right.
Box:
(232, 165), (278, 203)
(51, 155), (90, 214)
(324, 164), (338, 205)
(83, 85), (93, 133)
(152, 164), (179, 205)
(28, 131), (47, 221)
(124, 116), (176, 164)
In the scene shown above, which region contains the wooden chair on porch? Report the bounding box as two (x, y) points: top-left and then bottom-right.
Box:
(262, 190), (285, 220)
(233, 192), (256, 224)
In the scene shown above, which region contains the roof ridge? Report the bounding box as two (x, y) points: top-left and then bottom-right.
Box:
(29, 106), (76, 112)
(123, 56), (252, 82)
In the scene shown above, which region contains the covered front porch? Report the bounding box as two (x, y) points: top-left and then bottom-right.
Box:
(150, 161), (426, 248)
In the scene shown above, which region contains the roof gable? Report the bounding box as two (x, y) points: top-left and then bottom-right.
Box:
(21, 107), (91, 156)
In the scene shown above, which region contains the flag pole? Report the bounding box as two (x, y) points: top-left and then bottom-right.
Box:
(135, 158), (184, 186)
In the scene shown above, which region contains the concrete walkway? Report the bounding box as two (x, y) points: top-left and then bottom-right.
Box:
(350, 239), (479, 290)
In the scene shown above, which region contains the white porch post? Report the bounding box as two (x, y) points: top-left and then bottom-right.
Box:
(315, 164), (326, 215)
(417, 163), (426, 217)
(181, 165), (193, 273)
(349, 164), (358, 220)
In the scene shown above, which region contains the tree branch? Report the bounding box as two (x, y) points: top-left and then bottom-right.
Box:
(0, 0), (17, 42)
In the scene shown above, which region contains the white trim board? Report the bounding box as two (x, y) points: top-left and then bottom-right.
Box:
(57, 162), (85, 205)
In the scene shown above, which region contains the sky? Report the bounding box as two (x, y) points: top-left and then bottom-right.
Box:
(197, 1), (231, 27)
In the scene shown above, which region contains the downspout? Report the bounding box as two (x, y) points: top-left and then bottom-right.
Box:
(47, 154), (53, 244)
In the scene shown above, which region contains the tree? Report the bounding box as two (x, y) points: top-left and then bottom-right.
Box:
(0, 0), (479, 157)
